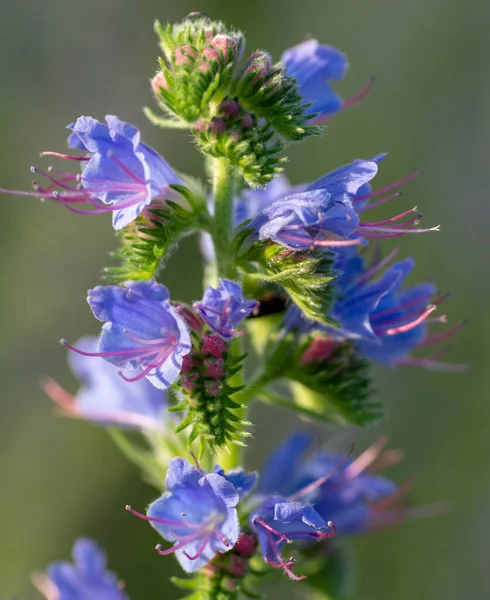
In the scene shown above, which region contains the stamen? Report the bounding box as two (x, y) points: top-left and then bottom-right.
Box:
(183, 536), (211, 561)
(360, 207), (418, 227)
(420, 320), (466, 347)
(125, 505), (188, 528)
(355, 171), (423, 201)
(253, 517), (293, 544)
(107, 150), (146, 185)
(346, 437), (388, 478)
(354, 248), (400, 285)
(41, 377), (76, 410)
(288, 452), (352, 501)
(41, 151), (89, 161)
(380, 304), (437, 336)
(355, 191), (402, 212)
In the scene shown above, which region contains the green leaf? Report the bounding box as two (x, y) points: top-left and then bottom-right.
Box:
(103, 188), (201, 283)
(238, 241), (336, 326)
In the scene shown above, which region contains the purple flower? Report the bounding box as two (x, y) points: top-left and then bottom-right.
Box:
(1, 115), (181, 230)
(65, 280), (191, 390)
(33, 538), (128, 600)
(43, 336), (167, 431)
(194, 279), (258, 339)
(258, 432), (407, 536)
(282, 39), (373, 124)
(250, 156), (438, 250)
(127, 457), (240, 573)
(250, 495), (335, 580)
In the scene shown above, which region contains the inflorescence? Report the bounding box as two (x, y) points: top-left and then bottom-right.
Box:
(5, 11), (467, 600)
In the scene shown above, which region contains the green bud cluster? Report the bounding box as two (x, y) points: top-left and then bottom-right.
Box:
(149, 13), (319, 187)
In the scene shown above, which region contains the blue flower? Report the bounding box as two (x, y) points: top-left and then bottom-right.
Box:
(214, 466), (258, 499)
(1, 115), (181, 230)
(258, 432), (403, 535)
(65, 280), (191, 390)
(250, 495), (335, 580)
(194, 279), (258, 339)
(250, 157), (438, 250)
(251, 156), (382, 250)
(127, 457), (240, 573)
(34, 538), (128, 600)
(43, 336), (167, 431)
(282, 39), (348, 123)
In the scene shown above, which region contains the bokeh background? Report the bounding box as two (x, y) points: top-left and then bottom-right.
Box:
(1, 0), (488, 598)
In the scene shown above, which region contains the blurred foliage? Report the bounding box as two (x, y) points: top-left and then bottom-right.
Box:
(0, 0), (489, 599)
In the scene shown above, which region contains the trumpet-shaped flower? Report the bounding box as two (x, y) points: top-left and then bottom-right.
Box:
(43, 336), (167, 431)
(1, 115), (181, 230)
(250, 495), (336, 580)
(258, 432), (407, 535)
(194, 279), (258, 339)
(64, 280), (191, 390)
(127, 457), (240, 573)
(33, 538), (128, 600)
(250, 155), (438, 250)
(282, 39), (373, 124)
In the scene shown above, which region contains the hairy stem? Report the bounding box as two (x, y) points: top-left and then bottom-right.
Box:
(211, 157), (237, 282)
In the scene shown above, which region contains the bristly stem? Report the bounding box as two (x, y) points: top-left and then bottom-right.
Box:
(211, 157), (238, 282)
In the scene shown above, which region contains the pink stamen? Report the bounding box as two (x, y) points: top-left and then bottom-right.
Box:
(346, 437), (388, 478)
(108, 151), (146, 185)
(360, 207), (418, 227)
(311, 77), (375, 125)
(125, 505), (188, 528)
(287, 521), (337, 540)
(342, 77), (375, 110)
(379, 305), (437, 336)
(41, 151), (89, 161)
(61, 339), (158, 361)
(371, 293), (435, 322)
(355, 171), (423, 202)
(355, 247), (400, 285)
(253, 517), (292, 544)
(183, 535), (211, 560)
(288, 454), (352, 501)
(420, 320), (465, 347)
(265, 531), (306, 581)
(355, 191), (402, 212)
(41, 377), (76, 410)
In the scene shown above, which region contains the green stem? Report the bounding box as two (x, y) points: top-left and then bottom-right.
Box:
(211, 157), (237, 282)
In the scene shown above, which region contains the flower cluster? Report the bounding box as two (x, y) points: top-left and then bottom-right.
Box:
(5, 11), (466, 600)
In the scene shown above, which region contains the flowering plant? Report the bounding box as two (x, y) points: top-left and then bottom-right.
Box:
(3, 11), (467, 600)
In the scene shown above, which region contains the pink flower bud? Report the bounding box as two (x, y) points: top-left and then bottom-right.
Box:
(174, 45), (197, 67)
(301, 337), (337, 365)
(211, 34), (237, 58)
(151, 71), (168, 96)
(202, 333), (227, 358)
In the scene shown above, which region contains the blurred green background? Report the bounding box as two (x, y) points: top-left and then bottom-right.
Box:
(0, 0), (488, 598)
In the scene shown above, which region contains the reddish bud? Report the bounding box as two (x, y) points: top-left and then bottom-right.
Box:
(301, 337), (337, 365)
(174, 45), (197, 67)
(151, 71), (168, 96)
(202, 333), (228, 358)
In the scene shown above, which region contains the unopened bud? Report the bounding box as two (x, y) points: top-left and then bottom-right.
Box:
(174, 45), (198, 67)
(212, 34), (237, 59)
(151, 71), (168, 96)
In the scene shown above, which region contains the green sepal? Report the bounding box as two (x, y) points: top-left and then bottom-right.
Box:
(232, 51), (322, 141)
(237, 239), (336, 326)
(103, 183), (204, 283)
(247, 315), (378, 425)
(194, 101), (286, 188)
(174, 336), (251, 455)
